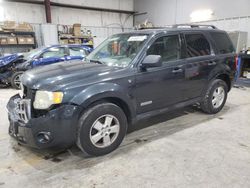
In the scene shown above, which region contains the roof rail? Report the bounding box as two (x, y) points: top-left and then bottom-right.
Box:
(138, 26), (169, 30)
(172, 24), (217, 29)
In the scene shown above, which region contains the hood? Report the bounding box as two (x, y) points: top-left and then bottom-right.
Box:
(22, 60), (124, 91)
(0, 53), (23, 68)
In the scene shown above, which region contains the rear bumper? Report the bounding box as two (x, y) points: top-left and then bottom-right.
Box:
(7, 94), (80, 149)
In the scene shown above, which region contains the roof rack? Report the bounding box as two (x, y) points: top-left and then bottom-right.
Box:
(172, 24), (217, 29)
(138, 26), (169, 30)
(136, 24), (217, 30)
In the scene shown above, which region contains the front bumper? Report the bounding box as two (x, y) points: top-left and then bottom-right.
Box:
(0, 71), (12, 85)
(7, 94), (80, 149)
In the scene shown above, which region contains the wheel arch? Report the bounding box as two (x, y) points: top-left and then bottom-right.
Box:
(215, 73), (231, 92)
(84, 97), (133, 126)
(71, 83), (136, 126)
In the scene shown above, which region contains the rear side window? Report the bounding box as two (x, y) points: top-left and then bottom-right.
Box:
(210, 32), (234, 54)
(185, 34), (211, 57)
(69, 47), (87, 56)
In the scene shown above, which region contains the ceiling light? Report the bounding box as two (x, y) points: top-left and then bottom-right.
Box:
(190, 9), (213, 22)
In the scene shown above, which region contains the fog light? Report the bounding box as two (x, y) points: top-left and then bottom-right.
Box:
(37, 132), (52, 144)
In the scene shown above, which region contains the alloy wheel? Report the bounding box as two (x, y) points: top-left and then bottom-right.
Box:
(212, 86), (225, 108)
(89, 114), (120, 148)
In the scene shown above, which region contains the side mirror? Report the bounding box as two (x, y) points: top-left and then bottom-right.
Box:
(141, 55), (162, 69)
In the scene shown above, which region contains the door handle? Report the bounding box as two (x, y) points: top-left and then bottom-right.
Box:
(208, 61), (216, 66)
(172, 67), (183, 73)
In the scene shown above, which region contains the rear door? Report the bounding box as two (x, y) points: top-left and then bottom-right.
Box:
(182, 32), (217, 100)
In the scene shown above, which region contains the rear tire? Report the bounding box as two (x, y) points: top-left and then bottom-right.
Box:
(11, 71), (24, 90)
(77, 103), (128, 156)
(200, 79), (228, 114)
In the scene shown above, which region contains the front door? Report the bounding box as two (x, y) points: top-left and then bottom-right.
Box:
(33, 47), (66, 67)
(135, 34), (187, 114)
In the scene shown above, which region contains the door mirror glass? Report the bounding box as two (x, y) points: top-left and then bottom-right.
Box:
(141, 55), (162, 68)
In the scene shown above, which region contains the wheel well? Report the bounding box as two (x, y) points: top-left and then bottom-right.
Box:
(216, 74), (231, 91)
(84, 97), (132, 126)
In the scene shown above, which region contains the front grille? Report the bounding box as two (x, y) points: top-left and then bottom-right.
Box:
(16, 99), (31, 124)
(10, 97), (31, 124)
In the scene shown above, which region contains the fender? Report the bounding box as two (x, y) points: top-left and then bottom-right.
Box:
(208, 63), (232, 81)
(70, 82), (136, 118)
(202, 62), (234, 94)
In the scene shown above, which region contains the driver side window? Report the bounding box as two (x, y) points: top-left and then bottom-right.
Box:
(147, 35), (180, 64)
(41, 47), (65, 58)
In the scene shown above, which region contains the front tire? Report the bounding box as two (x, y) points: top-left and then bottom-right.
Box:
(77, 103), (128, 156)
(11, 71), (24, 90)
(200, 79), (228, 114)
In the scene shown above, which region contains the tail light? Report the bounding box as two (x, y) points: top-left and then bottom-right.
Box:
(234, 55), (239, 70)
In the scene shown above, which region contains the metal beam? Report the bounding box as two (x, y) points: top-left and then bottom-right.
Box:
(4, 0), (136, 14)
(44, 0), (52, 23)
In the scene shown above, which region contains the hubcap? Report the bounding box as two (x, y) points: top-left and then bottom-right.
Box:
(90, 114), (120, 148)
(14, 74), (21, 89)
(212, 86), (225, 108)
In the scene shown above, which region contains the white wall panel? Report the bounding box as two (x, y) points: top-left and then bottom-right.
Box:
(134, 0), (250, 46)
(134, 0), (250, 26)
(0, 0), (134, 27)
(199, 17), (250, 46)
(53, 0), (134, 11)
(0, 0), (134, 47)
(0, 2), (45, 23)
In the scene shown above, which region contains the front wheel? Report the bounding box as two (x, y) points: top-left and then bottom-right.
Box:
(11, 71), (24, 90)
(77, 103), (128, 156)
(200, 79), (228, 114)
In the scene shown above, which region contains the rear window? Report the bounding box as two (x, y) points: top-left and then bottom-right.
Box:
(210, 32), (235, 54)
(185, 34), (211, 57)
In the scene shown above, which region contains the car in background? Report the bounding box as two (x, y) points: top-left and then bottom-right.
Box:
(0, 53), (24, 87)
(0, 44), (93, 89)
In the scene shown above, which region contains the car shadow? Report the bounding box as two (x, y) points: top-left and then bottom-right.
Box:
(11, 104), (232, 174)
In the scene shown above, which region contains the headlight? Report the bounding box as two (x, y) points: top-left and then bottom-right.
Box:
(33, 91), (64, 109)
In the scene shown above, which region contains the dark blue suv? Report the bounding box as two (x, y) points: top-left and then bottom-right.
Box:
(0, 44), (93, 89)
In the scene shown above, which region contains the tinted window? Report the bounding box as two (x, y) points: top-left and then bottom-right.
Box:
(210, 32), (234, 54)
(185, 34), (211, 57)
(41, 47), (65, 58)
(147, 35), (180, 63)
(69, 47), (86, 56)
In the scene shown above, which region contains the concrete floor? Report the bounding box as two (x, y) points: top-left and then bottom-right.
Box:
(0, 87), (250, 188)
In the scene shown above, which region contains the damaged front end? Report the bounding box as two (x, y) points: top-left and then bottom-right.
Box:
(0, 54), (25, 86)
(7, 88), (80, 149)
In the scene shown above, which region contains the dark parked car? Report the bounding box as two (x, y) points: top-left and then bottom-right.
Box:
(7, 25), (237, 156)
(0, 44), (93, 89)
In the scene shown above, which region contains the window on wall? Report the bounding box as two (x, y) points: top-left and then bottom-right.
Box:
(185, 34), (211, 57)
(147, 35), (180, 63)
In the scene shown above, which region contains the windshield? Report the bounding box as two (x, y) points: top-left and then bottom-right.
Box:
(23, 47), (46, 60)
(86, 33), (149, 67)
